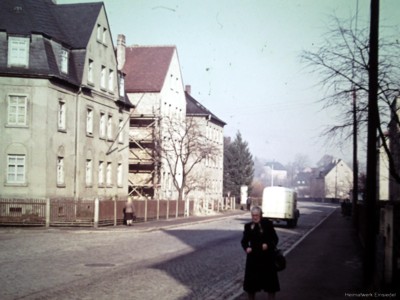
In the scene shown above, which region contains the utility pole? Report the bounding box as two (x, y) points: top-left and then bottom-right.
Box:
(352, 0), (359, 229)
(364, 0), (379, 289)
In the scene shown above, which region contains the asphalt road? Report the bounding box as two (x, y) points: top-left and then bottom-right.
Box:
(0, 201), (337, 300)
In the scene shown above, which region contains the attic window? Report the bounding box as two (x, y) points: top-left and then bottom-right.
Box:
(8, 36), (29, 67)
(60, 49), (68, 74)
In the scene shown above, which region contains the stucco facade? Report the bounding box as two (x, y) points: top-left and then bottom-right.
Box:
(122, 44), (186, 200)
(185, 89), (225, 204)
(0, 1), (131, 201)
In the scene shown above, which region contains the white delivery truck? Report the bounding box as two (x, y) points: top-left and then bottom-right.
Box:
(262, 186), (300, 227)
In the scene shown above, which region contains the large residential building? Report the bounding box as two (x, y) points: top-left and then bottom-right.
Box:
(185, 86), (225, 205)
(0, 0), (131, 201)
(118, 39), (186, 200)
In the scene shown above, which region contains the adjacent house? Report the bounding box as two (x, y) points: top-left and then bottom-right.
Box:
(185, 86), (226, 208)
(310, 159), (353, 201)
(0, 0), (131, 201)
(118, 39), (186, 200)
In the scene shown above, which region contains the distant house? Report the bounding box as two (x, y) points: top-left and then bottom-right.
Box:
(185, 86), (226, 206)
(310, 159), (353, 201)
(293, 171), (312, 198)
(0, 0), (131, 201)
(119, 40), (186, 200)
(264, 161), (287, 187)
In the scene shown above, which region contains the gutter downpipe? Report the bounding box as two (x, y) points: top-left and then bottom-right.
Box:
(74, 87), (82, 202)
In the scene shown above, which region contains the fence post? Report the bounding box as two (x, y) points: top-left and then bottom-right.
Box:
(157, 198), (160, 220)
(113, 197), (117, 226)
(144, 198), (148, 222)
(94, 198), (99, 228)
(166, 199), (169, 220)
(46, 198), (50, 227)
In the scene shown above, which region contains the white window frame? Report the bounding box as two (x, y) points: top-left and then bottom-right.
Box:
(117, 163), (123, 187)
(102, 28), (107, 44)
(98, 161), (104, 186)
(88, 59), (94, 84)
(57, 156), (65, 186)
(118, 119), (124, 144)
(8, 36), (29, 67)
(58, 100), (66, 131)
(99, 112), (106, 138)
(100, 66), (106, 89)
(106, 162), (112, 187)
(7, 154), (26, 184)
(97, 24), (102, 41)
(119, 74), (125, 97)
(107, 114), (113, 140)
(60, 49), (69, 74)
(8, 95), (28, 126)
(86, 159), (93, 187)
(86, 107), (93, 135)
(108, 69), (114, 92)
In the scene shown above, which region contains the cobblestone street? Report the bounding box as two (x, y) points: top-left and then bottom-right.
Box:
(0, 202), (336, 300)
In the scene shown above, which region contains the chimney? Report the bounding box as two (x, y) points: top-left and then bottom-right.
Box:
(116, 34), (126, 71)
(185, 85), (191, 95)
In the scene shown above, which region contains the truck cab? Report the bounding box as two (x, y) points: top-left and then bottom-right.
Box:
(262, 186), (300, 227)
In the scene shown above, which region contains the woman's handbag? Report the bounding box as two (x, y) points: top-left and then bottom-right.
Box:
(274, 248), (286, 271)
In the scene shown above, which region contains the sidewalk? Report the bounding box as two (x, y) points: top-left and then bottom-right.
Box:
(235, 208), (364, 300)
(127, 209), (247, 232)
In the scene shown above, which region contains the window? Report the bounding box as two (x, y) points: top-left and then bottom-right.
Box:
(117, 163), (123, 187)
(119, 74), (125, 97)
(106, 162), (112, 186)
(8, 95), (27, 126)
(97, 24), (102, 41)
(7, 154), (25, 184)
(57, 157), (65, 186)
(86, 159), (93, 186)
(100, 66), (106, 89)
(118, 119), (124, 143)
(58, 101), (66, 131)
(98, 161), (104, 186)
(60, 49), (68, 74)
(107, 115), (113, 140)
(102, 28), (107, 44)
(99, 112), (106, 138)
(8, 36), (29, 67)
(88, 59), (94, 84)
(108, 69), (114, 91)
(86, 108), (93, 135)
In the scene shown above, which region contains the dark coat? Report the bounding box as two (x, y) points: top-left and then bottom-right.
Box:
(241, 218), (280, 293)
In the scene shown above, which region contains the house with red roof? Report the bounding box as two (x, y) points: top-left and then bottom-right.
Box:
(0, 0), (131, 201)
(117, 36), (186, 200)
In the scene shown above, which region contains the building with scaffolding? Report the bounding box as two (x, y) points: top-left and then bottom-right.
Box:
(117, 36), (186, 200)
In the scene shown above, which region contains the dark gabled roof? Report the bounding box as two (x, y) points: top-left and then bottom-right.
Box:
(0, 0), (103, 49)
(185, 92), (226, 126)
(0, 0), (104, 86)
(265, 161), (286, 171)
(319, 159), (340, 177)
(123, 46), (175, 93)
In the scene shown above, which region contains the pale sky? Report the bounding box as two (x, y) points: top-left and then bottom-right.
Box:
(60, 0), (400, 166)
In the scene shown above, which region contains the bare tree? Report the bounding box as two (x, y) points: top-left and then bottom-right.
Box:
(301, 15), (400, 183)
(155, 115), (222, 202)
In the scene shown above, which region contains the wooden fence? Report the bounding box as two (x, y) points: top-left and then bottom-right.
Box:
(0, 197), (234, 227)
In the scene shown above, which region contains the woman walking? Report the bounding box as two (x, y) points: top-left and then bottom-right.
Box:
(241, 206), (280, 300)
